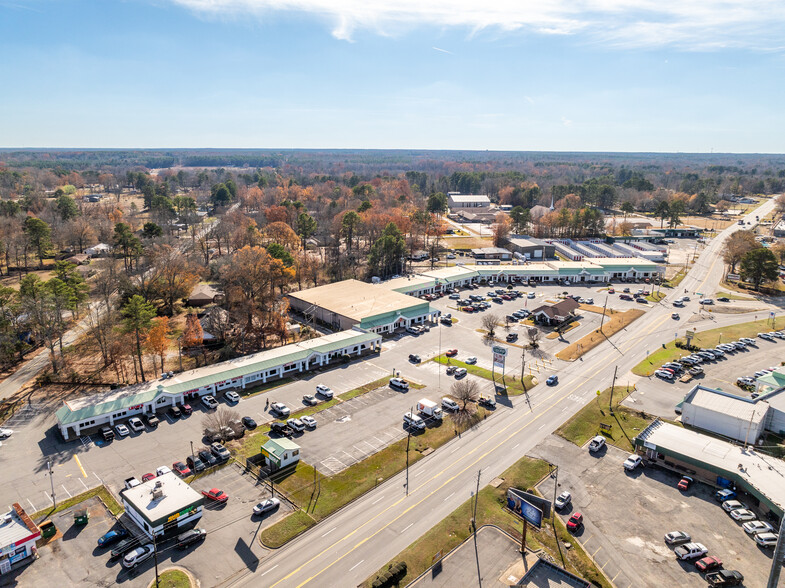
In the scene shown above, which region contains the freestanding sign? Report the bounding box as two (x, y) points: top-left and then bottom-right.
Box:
(492, 346), (507, 369)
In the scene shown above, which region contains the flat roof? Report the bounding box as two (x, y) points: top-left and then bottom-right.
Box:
(56, 329), (381, 425)
(507, 235), (552, 248)
(520, 558), (591, 587)
(384, 275), (436, 294)
(684, 386), (768, 424)
(0, 504), (39, 548)
(121, 472), (202, 525)
(472, 247), (511, 255)
(636, 421), (785, 513)
(448, 194), (490, 203)
(288, 279), (428, 322)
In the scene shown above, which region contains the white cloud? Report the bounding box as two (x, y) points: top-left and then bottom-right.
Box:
(169, 0), (785, 50)
(561, 116), (573, 127)
(432, 46), (452, 54)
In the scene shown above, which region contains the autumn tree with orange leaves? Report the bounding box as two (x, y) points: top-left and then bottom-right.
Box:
(145, 316), (170, 375)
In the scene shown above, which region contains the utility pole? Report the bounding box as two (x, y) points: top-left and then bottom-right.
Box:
(472, 469), (481, 536)
(550, 464), (566, 567)
(599, 296), (608, 331)
(520, 348), (526, 391)
(609, 365), (618, 415)
(190, 441), (195, 465)
(46, 460), (56, 509)
(152, 532), (160, 588)
(405, 408), (412, 496)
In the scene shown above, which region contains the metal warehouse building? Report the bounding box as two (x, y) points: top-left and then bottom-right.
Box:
(287, 279), (438, 333)
(55, 329), (381, 440)
(635, 420), (785, 519)
(680, 385), (768, 444)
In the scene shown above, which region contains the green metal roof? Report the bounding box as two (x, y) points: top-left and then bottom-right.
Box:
(359, 306), (432, 329)
(262, 438), (300, 457)
(56, 387), (162, 425)
(756, 370), (785, 389)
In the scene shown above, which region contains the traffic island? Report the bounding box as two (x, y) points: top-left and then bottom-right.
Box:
(431, 355), (536, 396)
(149, 567), (194, 588)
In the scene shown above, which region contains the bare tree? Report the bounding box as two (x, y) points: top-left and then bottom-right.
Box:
(481, 313), (500, 338)
(451, 379), (479, 410)
(202, 406), (242, 440)
(527, 327), (542, 349)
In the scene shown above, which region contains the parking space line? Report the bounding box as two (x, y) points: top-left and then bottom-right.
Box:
(61, 485), (72, 498)
(591, 545), (602, 557)
(27, 499), (36, 512)
(611, 571), (621, 582)
(349, 560), (364, 572)
(79, 478), (88, 491)
(42, 492), (50, 504)
(353, 445), (371, 457)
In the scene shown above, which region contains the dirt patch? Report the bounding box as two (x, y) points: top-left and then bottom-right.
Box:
(546, 322), (580, 339)
(556, 309), (645, 361)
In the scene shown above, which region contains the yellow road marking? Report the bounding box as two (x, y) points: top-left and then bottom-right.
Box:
(74, 455), (87, 478)
(270, 361), (610, 588)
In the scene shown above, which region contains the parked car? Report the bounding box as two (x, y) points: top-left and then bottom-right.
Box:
(270, 402), (290, 417)
(176, 528), (207, 549)
(210, 442), (231, 461)
(141, 473), (155, 482)
(303, 394), (318, 406)
(730, 509), (756, 521)
(446, 365), (456, 375)
(127, 417), (145, 433)
(316, 384), (334, 398)
(202, 488), (229, 503)
(715, 488), (736, 502)
(677, 476), (693, 491)
(409, 354), (421, 363)
(546, 375), (558, 386)
(155, 465), (172, 476)
(173, 461), (191, 477)
(181, 403), (193, 415)
(441, 398), (459, 411)
(186, 456), (205, 473)
(454, 367), (468, 377)
(722, 499), (748, 512)
(109, 539), (136, 560)
(201, 395), (218, 409)
(225, 391), (241, 403)
(506, 333), (518, 342)
(566, 513), (583, 532)
(253, 497), (281, 516)
(114, 424), (130, 437)
(555, 491), (572, 510)
(664, 531), (691, 545)
(478, 395), (496, 408)
(754, 532), (779, 547)
(717, 297), (730, 302)
(301, 415), (317, 428)
(143, 414), (160, 428)
(122, 544), (155, 568)
(674, 542), (708, 560)
(705, 570), (744, 586)
(694, 555), (723, 572)
(270, 422), (294, 437)
(623, 455), (643, 471)
(742, 520), (774, 535)
(403, 412), (426, 431)
(588, 436), (606, 452)
(198, 449), (218, 467)
(445, 349), (458, 357)
(465, 357), (477, 364)
(97, 528), (128, 547)
(242, 416), (257, 429)
(287, 418), (306, 433)
(390, 377), (410, 390)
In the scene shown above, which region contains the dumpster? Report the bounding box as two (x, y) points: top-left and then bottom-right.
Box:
(40, 521), (56, 539)
(74, 508), (89, 526)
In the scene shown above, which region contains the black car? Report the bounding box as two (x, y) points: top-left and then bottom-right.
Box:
(408, 354), (421, 363)
(109, 538), (137, 560)
(506, 333), (518, 342)
(186, 455), (206, 473)
(198, 450), (218, 467)
(241, 416), (257, 430)
(176, 528), (207, 549)
(717, 297), (730, 302)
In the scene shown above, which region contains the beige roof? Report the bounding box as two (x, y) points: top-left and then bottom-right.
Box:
(688, 388), (768, 424)
(288, 279), (425, 322)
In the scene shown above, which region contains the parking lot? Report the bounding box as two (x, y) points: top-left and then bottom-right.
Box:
(4, 464), (282, 588)
(625, 335), (785, 418)
(533, 434), (773, 588)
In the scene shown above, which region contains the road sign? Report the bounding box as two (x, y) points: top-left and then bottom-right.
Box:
(600, 423), (613, 432)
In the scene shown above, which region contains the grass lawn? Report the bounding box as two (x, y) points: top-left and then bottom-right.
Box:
(717, 290), (757, 301)
(432, 355), (536, 396)
(155, 569), (192, 588)
(32, 485), (123, 522)
(645, 291), (667, 303)
(663, 268), (687, 289)
(556, 309), (644, 361)
(631, 316), (785, 376)
(555, 386), (652, 453)
(260, 408), (489, 547)
(363, 456), (611, 588)
(238, 377), (295, 399)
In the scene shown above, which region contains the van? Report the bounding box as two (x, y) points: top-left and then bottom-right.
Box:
(403, 412), (426, 430)
(100, 426), (115, 442)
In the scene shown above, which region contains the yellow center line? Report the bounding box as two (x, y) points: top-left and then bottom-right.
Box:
(270, 360), (609, 588)
(74, 455), (87, 478)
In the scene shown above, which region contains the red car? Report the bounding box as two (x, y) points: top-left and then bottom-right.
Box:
(202, 488), (228, 503)
(695, 555), (722, 572)
(446, 349), (458, 357)
(181, 404), (192, 415)
(566, 513), (583, 532)
(608, 288), (615, 294)
(173, 461), (192, 477)
(141, 473), (156, 482)
(677, 476), (693, 491)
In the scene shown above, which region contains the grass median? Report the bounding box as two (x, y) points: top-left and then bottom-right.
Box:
(556, 309), (644, 361)
(631, 316), (785, 376)
(432, 355), (536, 396)
(156, 569), (193, 588)
(32, 485), (123, 522)
(555, 386), (652, 453)
(260, 408), (489, 548)
(363, 456), (611, 588)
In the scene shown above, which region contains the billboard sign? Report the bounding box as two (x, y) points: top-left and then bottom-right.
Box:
(492, 346), (507, 369)
(506, 488), (547, 529)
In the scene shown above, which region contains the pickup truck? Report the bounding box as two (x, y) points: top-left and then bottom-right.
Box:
(270, 422), (294, 437)
(706, 570), (744, 587)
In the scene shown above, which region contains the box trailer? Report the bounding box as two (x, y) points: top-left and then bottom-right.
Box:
(417, 399), (443, 420)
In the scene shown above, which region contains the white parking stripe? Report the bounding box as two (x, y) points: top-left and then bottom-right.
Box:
(27, 499), (36, 512)
(79, 478), (89, 491)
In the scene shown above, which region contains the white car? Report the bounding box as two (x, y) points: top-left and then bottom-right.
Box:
(554, 491), (572, 510)
(287, 418), (305, 432)
(453, 367), (468, 377)
(441, 398), (459, 411)
(0, 428), (13, 439)
(755, 532), (779, 547)
(114, 424), (130, 437)
(742, 520), (774, 535)
(122, 544), (155, 568)
(270, 402), (290, 417)
(730, 509), (757, 521)
(403, 412), (426, 430)
(316, 384), (334, 399)
(588, 436), (606, 452)
(722, 500), (748, 513)
(758, 332), (774, 340)
(527, 292), (535, 299)
(390, 378), (409, 390)
(201, 395), (218, 409)
(303, 394), (318, 406)
(225, 391), (241, 403)
(623, 455), (643, 471)
(253, 497), (281, 515)
(584, 298), (594, 305)
(128, 418), (145, 433)
(664, 531), (691, 545)
(465, 357), (477, 365)
(155, 465), (172, 477)
(301, 416), (317, 428)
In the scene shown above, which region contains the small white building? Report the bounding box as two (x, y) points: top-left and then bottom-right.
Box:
(680, 386), (768, 444)
(261, 438), (300, 471)
(84, 243), (111, 257)
(120, 472), (204, 539)
(447, 194), (491, 209)
(0, 504), (41, 575)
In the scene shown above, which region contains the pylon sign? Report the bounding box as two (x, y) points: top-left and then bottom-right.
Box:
(492, 346), (507, 369)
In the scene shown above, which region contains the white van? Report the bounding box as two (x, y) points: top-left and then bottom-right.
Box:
(403, 412), (426, 430)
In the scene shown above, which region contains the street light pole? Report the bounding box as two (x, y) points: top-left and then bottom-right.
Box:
(47, 460), (56, 509)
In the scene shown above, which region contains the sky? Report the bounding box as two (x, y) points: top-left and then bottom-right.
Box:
(2, 0), (785, 152)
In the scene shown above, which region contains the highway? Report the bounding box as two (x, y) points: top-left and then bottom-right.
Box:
(231, 199), (777, 588)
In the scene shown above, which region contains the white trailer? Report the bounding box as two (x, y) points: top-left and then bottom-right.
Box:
(417, 399), (443, 420)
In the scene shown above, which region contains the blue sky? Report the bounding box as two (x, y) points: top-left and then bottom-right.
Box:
(2, 0), (784, 152)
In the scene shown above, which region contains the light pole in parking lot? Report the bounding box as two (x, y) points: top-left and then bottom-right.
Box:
(46, 460), (56, 509)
